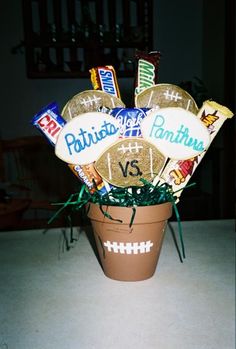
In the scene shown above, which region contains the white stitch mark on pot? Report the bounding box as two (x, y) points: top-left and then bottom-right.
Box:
(103, 240), (154, 254)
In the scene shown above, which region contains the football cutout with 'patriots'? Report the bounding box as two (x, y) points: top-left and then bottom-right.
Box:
(55, 112), (120, 165)
(95, 138), (166, 187)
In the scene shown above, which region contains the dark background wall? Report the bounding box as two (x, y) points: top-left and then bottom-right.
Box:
(0, 0), (207, 139)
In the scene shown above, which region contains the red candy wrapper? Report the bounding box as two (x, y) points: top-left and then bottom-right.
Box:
(31, 102), (66, 145)
(31, 103), (110, 196)
(134, 50), (161, 96)
(90, 65), (121, 99)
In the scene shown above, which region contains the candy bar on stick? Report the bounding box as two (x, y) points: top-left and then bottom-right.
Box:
(31, 102), (66, 145)
(61, 90), (125, 121)
(70, 162), (110, 196)
(32, 103), (109, 195)
(90, 65), (121, 99)
(158, 100), (234, 201)
(134, 50), (161, 96)
(68, 163), (108, 194)
(68, 162), (110, 196)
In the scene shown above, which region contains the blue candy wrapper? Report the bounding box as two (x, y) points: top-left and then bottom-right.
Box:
(31, 102), (66, 146)
(110, 108), (149, 137)
(31, 102), (111, 196)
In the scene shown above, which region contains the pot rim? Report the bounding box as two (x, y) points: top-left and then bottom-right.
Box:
(86, 201), (173, 224)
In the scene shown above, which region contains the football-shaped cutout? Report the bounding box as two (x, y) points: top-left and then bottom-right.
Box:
(135, 83), (199, 114)
(140, 107), (210, 160)
(95, 138), (166, 187)
(55, 112), (120, 165)
(62, 90), (125, 121)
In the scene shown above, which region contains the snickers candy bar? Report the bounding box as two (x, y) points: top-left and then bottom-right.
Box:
(90, 65), (121, 99)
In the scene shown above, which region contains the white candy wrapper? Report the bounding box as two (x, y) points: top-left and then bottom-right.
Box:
(158, 100), (234, 201)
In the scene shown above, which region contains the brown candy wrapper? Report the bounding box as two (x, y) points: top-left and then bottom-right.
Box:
(68, 163), (110, 195)
(158, 100), (234, 200)
(134, 50), (161, 96)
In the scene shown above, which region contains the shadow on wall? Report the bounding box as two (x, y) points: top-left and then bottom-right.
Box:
(0, 135), (84, 230)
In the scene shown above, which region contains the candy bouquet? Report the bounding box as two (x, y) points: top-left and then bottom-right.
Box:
(32, 51), (233, 281)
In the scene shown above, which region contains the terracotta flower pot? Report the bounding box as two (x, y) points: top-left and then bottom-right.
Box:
(87, 202), (172, 281)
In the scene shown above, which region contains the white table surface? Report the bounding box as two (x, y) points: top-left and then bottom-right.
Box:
(0, 220), (235, 349)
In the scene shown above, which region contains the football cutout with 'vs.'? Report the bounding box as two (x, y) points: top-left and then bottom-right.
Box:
(95, 138), (166, 187)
